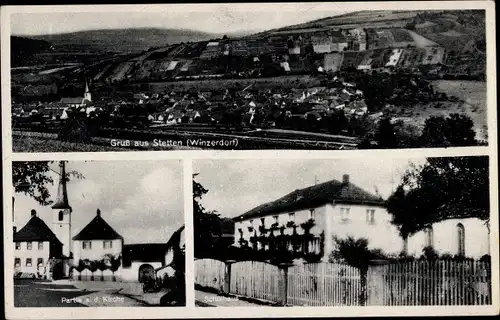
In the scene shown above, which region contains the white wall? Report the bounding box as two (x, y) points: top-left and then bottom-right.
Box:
(13, 241), (50, 274)
(324, 203), (404, 257)
(407, 217), (490, 259)
(121, 261), (163, 282)
(73, 239), (122, 262)
(52, 208), (71, 257)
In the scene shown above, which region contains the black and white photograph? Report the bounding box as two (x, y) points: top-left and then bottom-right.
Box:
(193, 156), (492, 307)
(11, 160), (185, 307)
(8, 5), (490, 151)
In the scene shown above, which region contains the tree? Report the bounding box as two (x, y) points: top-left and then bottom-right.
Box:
(329, 236), (386, 305)
(420, 114), (477, 147)
(75, 259), (86, 280)
(193, 174), (231, 259)
(97, 259), (107, 281)
(386, 156), (489, 238)
(12, 161), (84, 206)
(375, 117), (398, 148)
(104, 253), (121, 282)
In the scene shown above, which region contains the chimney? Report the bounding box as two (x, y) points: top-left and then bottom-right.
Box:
(342, 174), (350, 184)
(96, 208), (101, 216)
(31, 209), (37, 217)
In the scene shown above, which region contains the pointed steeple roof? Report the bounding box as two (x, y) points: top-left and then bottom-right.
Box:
(51, 161), (72, 210)
(84, 80), (90, 94)
(14, 210), (62, 245)
(72, 209), (124, 241)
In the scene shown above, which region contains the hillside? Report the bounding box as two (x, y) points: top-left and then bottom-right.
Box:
(29, 28), (219, 53)
(11, 36), (52, 67)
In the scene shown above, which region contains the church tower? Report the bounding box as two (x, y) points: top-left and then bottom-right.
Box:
(51, 161), (72, 258)
(83, 80), (92, 102)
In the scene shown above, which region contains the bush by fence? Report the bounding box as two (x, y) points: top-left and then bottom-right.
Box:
(194, 258), (492, 306)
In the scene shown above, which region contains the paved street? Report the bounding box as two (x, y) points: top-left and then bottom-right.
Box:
(14, 279), (149, 307)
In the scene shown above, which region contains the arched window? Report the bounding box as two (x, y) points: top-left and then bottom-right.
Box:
(425, 226), (434, 248)
(58, 211), (64, 221)
(457, 223), (465, 256)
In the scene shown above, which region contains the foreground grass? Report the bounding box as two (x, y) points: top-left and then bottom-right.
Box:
(12, 135), (128, 152)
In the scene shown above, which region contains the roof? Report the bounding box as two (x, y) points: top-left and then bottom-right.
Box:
(123, 243), (169, 263)
(72, 210), (124, 241)
(234, 177), (385, 221)
(14, 213), (62, 245)
(60, 97), (83, 104)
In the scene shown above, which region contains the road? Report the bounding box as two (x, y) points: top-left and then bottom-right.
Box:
(13, 279), (148, 307)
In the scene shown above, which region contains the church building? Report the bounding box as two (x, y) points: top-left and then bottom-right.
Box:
(59, 80), (92, 108)
(13, 161), (184, 283)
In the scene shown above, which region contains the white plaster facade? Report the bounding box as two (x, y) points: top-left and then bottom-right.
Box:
(13, 240), (50, 274)
(407, 217), (490, 259)
(73, 239), (123, 262)
(234, 201), (402, 259)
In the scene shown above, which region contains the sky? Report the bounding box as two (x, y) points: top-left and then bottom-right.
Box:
(194, 157), (427, 219)
(10, 3), (353, 36)
(13, 160), (184, 244)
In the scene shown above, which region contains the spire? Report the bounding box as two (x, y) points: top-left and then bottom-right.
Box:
(83, 79), (92, 102)
(51, 161), (71, 210)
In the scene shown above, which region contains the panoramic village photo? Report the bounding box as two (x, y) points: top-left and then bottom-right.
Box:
(193, 156), (492, 307)
(11, 160), (185, 307)
(9, 6), (488, 151)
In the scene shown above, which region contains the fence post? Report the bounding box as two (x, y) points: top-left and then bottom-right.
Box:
(223, 260), (235, 295)
(278, 263), (293, 306)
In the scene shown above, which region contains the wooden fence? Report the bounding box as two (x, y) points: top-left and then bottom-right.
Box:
(194, 259), (492, 306)
(230, 261), (282, 303)
(366, 260), (491, 306)
(194, 259), (225, 292)
(288, 262), (362, 306)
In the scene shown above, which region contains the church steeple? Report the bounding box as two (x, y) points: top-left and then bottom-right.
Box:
(83, 79), (92, 102)
(51, 161), (71, 211)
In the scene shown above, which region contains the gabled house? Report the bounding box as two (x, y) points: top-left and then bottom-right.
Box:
(72, 209), (124, 263)
(14, 210), (63, 276)
(233, 174), (403, 260)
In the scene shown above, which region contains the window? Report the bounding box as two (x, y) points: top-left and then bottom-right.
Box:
(366, 209), (375, 224)
(26, 258), (32, 267)
(249, 219), (253, 226)
(82, 241), (92, 250)
(14, 258), (21, 267)
(260, 218), (265, 225)
(58, 210), (64, 221)
(103, 241), (113, 249)
(402, 237), (408, 254)
(15, 243), (21, 250)
(457, 223), (465, 256)
(288, 212), (295, 221)
(37, 258), (44, 266)
(38, 242), (43, 250)
(340, 208), (350, 222)
(309, 209), (316, 220)
(273, 215), (279, 223)
(425, 227), (434, 248)
(27, 242), (32, 250)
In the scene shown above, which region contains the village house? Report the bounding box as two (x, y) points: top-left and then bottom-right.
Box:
(13, 209), (63, 277)
(233, 174), (404, 260)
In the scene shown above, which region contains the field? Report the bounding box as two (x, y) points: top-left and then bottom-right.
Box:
(117, 75), (322, 93)
(431, 80), (488, 141)
(407, 30), (439, 47)
(390, 80), (487, 142)
(12, 134), (129, 152)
